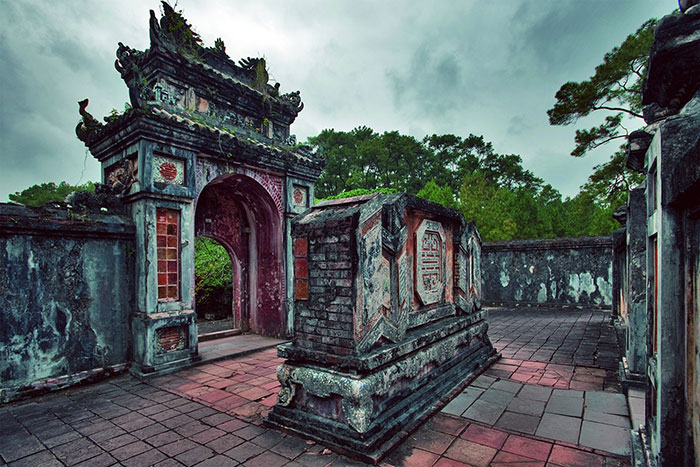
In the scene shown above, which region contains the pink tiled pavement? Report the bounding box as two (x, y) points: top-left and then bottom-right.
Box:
(0, 308), (632, 466)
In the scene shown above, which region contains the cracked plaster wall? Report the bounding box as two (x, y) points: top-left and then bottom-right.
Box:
(482, 236), (613, 308)
(0, 205), (135, 399)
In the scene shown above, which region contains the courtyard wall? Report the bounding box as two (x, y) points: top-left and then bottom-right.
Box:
(0, 203), (135, 402)
(482, 236), (613, 309)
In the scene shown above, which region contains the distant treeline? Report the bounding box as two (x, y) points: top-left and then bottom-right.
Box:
(310, 127), (636, 241)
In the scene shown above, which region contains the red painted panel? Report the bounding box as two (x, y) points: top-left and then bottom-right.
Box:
(296, 279), (309, 301)
(295, 258), (308, 279)
(293, 238), (308, 257)
(156, 208), (179, 301)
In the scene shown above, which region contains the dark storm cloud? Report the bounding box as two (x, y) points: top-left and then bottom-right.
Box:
(0, 34), (62, 171)
(387, 45), (466, 118)
(512, 0), (650, 75)
(0, 0), (680, 202)
(0, 1), (122, 198)
(0, 34), (27, 122)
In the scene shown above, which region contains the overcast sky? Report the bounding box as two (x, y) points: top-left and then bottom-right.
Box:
(0, 1), (676, 202)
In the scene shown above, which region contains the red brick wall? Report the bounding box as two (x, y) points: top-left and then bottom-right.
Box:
(293, 221), (356, 357)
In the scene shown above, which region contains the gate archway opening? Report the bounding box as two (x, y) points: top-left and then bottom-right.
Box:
(194, 173), (284, 337)
(194, 236), (237, 335)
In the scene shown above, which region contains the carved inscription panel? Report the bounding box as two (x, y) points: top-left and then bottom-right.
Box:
(416, 219), (446, 305)
(421, 233), (441, 289)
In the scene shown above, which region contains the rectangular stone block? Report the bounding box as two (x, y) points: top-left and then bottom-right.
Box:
(267, 193), (497, 463)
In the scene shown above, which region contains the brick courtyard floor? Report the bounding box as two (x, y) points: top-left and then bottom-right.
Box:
(0, 308), (632, 466)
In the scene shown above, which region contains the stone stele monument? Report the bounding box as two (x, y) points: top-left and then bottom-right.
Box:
(266, 193), (498, 462)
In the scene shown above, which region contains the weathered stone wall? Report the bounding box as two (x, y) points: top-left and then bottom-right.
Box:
(0, 204), (135, 401)
(482, 236), (613, 309)
(615, 186), (647, 378)
(625, 6), (700, 464)
(291, 216), (355, 357)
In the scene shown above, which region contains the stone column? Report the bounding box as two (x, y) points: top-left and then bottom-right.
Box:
(118, 139), (200, 378)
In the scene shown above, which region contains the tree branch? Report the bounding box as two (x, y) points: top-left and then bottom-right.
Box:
(617, 74), (631, 91)
(591, 105), (643, 118)
(631, 63), (644, 79)
(590, 134), (627, 149)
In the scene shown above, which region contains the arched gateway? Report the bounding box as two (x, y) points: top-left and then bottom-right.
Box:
(76, 3), (324, 377)
(195, 174), (283, 336)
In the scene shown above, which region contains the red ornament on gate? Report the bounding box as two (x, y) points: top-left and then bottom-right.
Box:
(159, 161), (178, 181)
(293, 188), (304, 205)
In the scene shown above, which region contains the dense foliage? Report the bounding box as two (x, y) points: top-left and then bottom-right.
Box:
(8, 181), (95, 206)
(318, 187), (399, 202)
(194, 237), (232, 320)
(311, 128), (618, 241)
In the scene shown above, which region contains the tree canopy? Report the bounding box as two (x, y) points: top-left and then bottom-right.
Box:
(312, 128), (545, 201)
(547, 19), (656, 156)
(310, 127), (431, 198)
(194, 237), (233, 320)
(311, 127), (616, 242)
(547, 18), (657, 210)
(8, 181), (95, 206)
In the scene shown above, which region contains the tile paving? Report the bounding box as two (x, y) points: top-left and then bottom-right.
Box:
(441, 371), (632, 453)
(487, 307), (620, 377)
(0, 308), (632, 466)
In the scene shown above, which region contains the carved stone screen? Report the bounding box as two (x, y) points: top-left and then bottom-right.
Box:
(416, 219), (446, 305)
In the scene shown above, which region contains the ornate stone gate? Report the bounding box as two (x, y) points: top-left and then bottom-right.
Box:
(76, 3), (324, 377)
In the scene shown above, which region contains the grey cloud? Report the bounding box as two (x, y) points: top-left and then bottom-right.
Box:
(511, 0), (636, 74)
(0, 0), (680, 203)
(0, 35), (28, 114)
(507, 115), (535, 136)
(43, 35), (94, 72)
(0, 37), (57, 171)
(387, 45), (467, 118)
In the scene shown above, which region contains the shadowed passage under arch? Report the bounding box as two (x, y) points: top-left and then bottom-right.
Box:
(194, 174), (284, 337)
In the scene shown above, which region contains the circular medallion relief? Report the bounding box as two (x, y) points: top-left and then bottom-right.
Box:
(159, 162), (178, 181)
(293, 188), (305, 205)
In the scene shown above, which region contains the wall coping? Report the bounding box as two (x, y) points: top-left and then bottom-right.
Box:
(0, 203), (135, 240)
(483, 235), (613, 252)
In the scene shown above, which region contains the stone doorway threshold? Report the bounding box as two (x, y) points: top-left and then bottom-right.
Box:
(197, 333), (288, 366)
(199, 328), (242, 342)
(197, 317), (236, 337)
